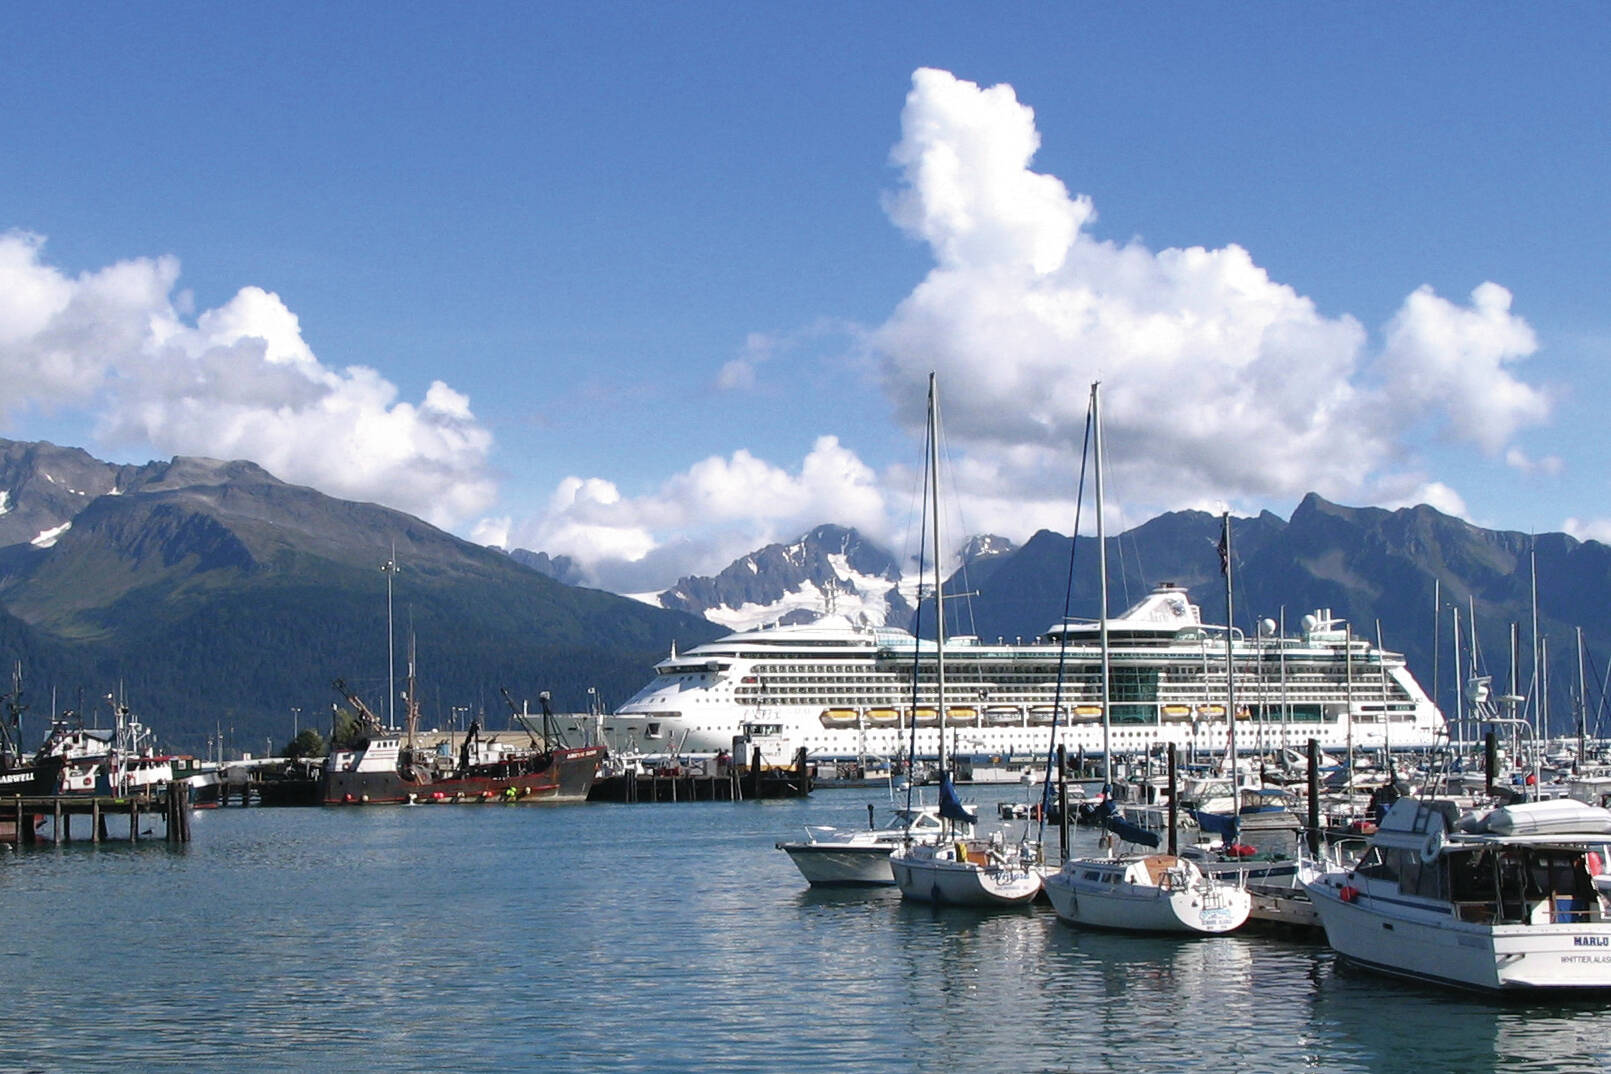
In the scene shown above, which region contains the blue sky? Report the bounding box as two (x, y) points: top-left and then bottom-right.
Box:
(2, 4), (1607, 591)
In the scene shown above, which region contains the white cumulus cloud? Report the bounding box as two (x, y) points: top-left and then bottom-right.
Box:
(0, 232), (496, 528)
(506, 436), (890, 591)
(873, 68), (1548, 524)
(1378, 282), (1545, 454)
(500, 68), (1556, 595)
(1564, 517), (1611, 545)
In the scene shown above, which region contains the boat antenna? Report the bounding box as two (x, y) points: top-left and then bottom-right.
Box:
(382, 541), (400, 731)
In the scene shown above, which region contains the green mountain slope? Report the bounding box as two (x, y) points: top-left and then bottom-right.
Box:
(0, 444), (719, 753)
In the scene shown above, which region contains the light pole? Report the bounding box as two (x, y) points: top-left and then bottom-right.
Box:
(292, 706), (300, 739)
(382, 543), (400, 730)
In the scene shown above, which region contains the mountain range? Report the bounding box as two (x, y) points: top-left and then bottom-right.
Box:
(568, 501), (1611, 744)
(2, 436), (1607, 755)
(0, 439), (720, 756)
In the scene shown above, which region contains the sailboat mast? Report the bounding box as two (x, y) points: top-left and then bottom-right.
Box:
(1452, 604), (1463, 749)
(1377, 620), (1390, 768)
(1433, 579), (1444, 751)
(1222, 511), (1236, 778)
(1530, 538), (1541, 781)
(928, 373), (947, 777)
(1093, 383), (1111, 794)
(1578, 626), (1588, 769)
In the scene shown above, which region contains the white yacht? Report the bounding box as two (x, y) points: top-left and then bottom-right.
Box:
(1306, 796), (1611, 991)
(776, 804), (962, 887)
(606, 583), (1444, 764)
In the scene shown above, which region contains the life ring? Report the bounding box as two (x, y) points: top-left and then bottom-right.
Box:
(1420, 829), (1443, 864)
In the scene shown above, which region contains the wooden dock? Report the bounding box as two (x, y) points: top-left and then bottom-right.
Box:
(588, 747), (812, 803)
(2, 784), (192, 846)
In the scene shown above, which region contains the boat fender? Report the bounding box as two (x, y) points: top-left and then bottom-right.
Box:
(1339, 884), (1360, 903)
(1420, 829), (1443, 864)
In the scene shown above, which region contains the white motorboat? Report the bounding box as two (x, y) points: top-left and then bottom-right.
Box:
(1045, 852), (1252, 933)
(890, 831), (1045, 906)
(777, 804), (961, 886)
(1305, 796), (1611, 991)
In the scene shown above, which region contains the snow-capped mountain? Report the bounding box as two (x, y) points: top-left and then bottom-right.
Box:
(616, 524), (1018, 632)
(633, 524), (907, 630)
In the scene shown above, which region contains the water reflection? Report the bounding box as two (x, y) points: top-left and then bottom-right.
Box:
(5, 791), (1611, 1074)
(1309, 958), (1611, 1074)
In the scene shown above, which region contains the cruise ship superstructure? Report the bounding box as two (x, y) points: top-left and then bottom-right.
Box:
(605, 583), (1446, 764)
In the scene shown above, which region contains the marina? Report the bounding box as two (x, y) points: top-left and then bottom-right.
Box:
(7, 8), (1607, 1070)
(3, 784), (1609, 1073)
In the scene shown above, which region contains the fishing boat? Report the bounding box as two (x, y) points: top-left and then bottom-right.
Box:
(322, 677), (604, 805)
(777, 802), (965, 887)
(888, 375), (1043, 907)
(0, 670), (67, 798)
(1305, 796), (1611, 991)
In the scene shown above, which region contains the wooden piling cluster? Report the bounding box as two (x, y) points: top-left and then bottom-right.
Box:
(2, 782), (192, 847)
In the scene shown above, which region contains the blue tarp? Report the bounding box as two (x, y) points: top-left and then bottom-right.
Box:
(1193, 809), (1241, 841)
(938, 771), (978, 825)
(1081, 798), (1118, 825)
(1104, 813), (1161, 848)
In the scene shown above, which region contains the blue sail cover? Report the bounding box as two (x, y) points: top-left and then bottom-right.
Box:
(1103, 813), (1162, 848)
(1193, 809), (1241, 841)
(938, 771), (978, 825)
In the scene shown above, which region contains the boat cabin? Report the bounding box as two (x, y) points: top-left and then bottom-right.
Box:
(1351, 798), (1611, 926)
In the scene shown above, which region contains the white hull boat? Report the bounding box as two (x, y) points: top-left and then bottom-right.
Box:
(1045, 853), (1251, 933)
(1305, 797), (1611, 991)
(890, 837), (1044, 906)
(778, 806), (960, 887)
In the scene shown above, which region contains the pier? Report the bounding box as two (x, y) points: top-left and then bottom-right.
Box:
(589, 747), (812, 803)
(3, 784), (192, 846)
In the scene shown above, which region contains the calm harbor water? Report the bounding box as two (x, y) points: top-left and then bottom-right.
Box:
(3, 784), (1609, 1073)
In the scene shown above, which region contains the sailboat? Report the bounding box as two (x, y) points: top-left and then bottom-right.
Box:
(889, 374), (1044, 906)
(1042, 383), (1251, 933)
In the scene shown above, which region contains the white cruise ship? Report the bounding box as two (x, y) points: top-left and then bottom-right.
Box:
(605, 583), (1446, 764)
